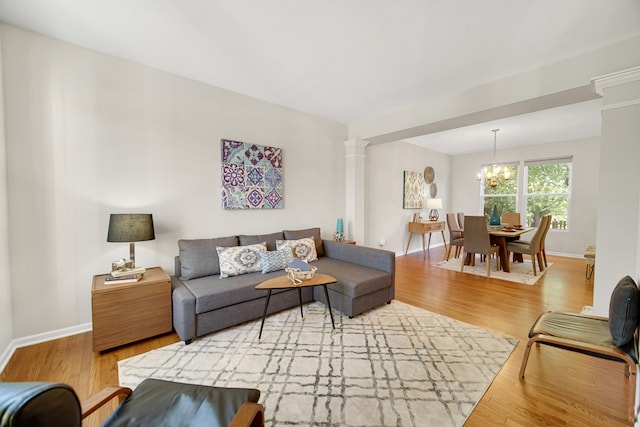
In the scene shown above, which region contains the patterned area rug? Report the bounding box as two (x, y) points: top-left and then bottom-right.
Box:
(118, 301), (516, 426)
(435, 257), (552, 285)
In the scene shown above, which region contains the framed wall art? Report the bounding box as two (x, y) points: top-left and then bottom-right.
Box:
(403, 170), (424, 209)
(221, 139), (284, 209)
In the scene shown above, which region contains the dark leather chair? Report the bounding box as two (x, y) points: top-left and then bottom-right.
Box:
(0, 378), (264, 427)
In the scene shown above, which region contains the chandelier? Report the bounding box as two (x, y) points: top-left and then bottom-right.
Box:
(483, 129), (510, 188)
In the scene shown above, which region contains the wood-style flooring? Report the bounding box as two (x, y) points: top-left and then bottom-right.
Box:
(1, 247), (632, 426)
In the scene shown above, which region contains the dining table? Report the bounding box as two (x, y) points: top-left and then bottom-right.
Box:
(461, 226), (534, 273)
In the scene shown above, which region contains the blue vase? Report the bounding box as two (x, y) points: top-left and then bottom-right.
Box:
(489, 205), (501, 226)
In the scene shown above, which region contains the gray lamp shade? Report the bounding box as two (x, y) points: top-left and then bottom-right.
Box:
(107, 214), (155, 242)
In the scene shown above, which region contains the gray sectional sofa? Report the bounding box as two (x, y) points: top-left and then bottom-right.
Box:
(171, 227), (395, 344)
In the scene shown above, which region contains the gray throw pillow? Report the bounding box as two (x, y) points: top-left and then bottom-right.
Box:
(239, 232), (284, 251)
(609, 275), (640, 347)
(178, 236), (238, 279)
(283, 227), (325, 257)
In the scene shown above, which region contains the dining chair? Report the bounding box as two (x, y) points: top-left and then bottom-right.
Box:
(540, 215), (552, 267)
(501, 212), (521, 227)
(506, 215), (549, 276)
(460, 216), (500, 277)
(456, 212), (465, 229)
(501, 212), (522, 261)
(445, 212), (464, 260)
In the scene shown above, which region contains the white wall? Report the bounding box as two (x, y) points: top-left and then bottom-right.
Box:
(0, 24), (348, 339)
(0, 30), (13, 363)
(451, 137), (600, 257)
(592, 72), (640, 316)
(365, 141), (451, 254)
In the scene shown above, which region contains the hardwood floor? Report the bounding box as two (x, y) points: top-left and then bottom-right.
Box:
(1, 247), (633, 426)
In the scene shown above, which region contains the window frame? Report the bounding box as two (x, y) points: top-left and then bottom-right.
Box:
(523, 156), (573, 231)
(480, 156), (573, 231)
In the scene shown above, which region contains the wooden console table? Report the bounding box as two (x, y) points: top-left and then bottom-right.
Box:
(405, 221), (447, 258)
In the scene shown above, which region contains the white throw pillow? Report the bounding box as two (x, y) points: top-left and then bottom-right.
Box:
(216, 242), (267, 278)
(276, 237), (318, 262)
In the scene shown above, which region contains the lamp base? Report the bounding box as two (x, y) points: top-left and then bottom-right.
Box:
(429, 210), (439, 221)
(129, 242), (136, 268)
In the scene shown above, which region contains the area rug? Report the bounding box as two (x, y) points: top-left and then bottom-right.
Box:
(118, 301), (517, 426)
(434, 257), (552, 285)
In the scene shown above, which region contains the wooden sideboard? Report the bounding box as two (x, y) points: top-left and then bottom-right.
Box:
(405, 221), (447, 258)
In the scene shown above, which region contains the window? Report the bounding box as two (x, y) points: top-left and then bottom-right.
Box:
(480, 156), (572, 230)
(481, 163), (519, 219)
(524, 157), (572, 229)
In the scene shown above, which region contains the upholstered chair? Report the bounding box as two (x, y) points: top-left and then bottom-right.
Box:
(460, 216), (500, 277)
(520, 275), (639, 424)
(506, 215), (549, 276)
(445, 212), (464, 260)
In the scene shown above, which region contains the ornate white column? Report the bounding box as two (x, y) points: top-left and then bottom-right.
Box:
(590, 66), (640, 316)
(344, 139), (370, 245)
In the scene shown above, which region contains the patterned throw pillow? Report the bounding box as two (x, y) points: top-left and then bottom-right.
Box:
(216, 242), (267, 278)
(276, 237), (318, 262)
(259, 248), (294, 274)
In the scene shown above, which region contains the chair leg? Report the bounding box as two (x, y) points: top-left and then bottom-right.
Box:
(542, 249), (548, 267)
(628, 368), (637, 424)
(447, 245), (452, 261)
(486, 257), (491, 277)
(530, 255), (537, 276)
(460, 252), (465, 272)
(519, 338), (535, 379)
(537, 252), (545, 272)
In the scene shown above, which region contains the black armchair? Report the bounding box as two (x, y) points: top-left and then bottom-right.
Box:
(0, 378), (264, 427)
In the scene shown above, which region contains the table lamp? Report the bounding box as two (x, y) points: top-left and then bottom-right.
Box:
(107, 214), (155, 268)
(426, 198), (442, 221)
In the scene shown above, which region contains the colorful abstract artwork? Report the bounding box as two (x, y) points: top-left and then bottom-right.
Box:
(221, 139), (284, 209)
(403, 170), (424, 209)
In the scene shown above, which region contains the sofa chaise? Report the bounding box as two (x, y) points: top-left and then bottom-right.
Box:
(171, 227), (395, 344)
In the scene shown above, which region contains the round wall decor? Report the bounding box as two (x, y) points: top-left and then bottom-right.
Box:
(424, 166), (435, 184)
(430, 183), (438, 198)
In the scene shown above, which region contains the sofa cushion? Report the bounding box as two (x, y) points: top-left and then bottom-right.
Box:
(239, 232), (284, 251)
(276, 237), (318, 262)
(178, 236), (238, 279)
(312, 257), (392, 298)
(217, 243), (267, 278)
(283, 227), (325, 257)
(609, 275), (640, 346)
(259, 248), (294, 274)
(181, 270), (292, 314)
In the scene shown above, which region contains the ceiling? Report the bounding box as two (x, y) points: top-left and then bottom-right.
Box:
(0, 0), (639, 155)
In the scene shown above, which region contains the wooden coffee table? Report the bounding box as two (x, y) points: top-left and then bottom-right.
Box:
(255, 273), (337, 342)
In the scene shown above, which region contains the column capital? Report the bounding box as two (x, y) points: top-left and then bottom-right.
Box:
(344, 138), (370, 157)
(591, 66), (640, 96)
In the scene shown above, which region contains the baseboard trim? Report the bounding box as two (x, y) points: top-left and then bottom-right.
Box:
(0, 323), (92, 374)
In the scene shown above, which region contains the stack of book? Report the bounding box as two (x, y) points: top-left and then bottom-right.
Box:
(104, 267), (146, 284)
